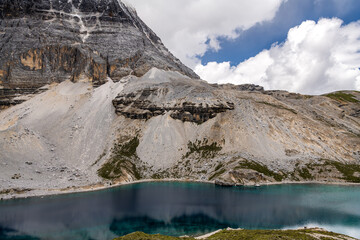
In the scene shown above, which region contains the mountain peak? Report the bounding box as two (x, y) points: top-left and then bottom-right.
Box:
(0, 0), (198, 102)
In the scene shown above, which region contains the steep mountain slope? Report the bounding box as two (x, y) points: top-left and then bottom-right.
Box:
(0, 0), (359, 198)
(0, 0), (197, 109)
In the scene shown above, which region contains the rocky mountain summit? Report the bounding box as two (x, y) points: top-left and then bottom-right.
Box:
(0, 0), (360, 199)
(0, 0), (197, 109)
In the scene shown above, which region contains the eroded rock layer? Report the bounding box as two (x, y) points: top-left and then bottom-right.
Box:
(112, 87), (235, 124)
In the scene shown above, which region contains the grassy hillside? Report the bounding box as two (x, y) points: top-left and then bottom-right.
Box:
(114, 229), (356, 240)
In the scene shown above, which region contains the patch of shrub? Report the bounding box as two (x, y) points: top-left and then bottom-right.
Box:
(98, 137), (141, 180)
(235, 160), (284, 182)
(183, 138), (222, 159)
(324, 92), (359, 103)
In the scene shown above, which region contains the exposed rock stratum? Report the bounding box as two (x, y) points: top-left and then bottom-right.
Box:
(0, 0), (360, 199)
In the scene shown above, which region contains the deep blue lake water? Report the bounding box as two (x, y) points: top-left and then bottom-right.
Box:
(0, 182), (360, 240)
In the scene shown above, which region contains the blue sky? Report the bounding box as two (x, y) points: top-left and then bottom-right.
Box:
(128, 0), (360, 94)
(201, 0), (360, 66)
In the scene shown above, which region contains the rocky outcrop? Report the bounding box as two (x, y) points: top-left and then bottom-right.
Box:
(112, 86), (235, 124)
(214, 83), (265, 92)
(214, 180), (234, 187)
(0, 0), (198, 108)
(0, 87), (47, 109)
(169, 102), (234, 124)
(228, 170), (268, 184)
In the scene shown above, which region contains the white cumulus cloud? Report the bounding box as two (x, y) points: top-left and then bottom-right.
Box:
(195, 18), (360, 95)
(124, 0), (285, 67)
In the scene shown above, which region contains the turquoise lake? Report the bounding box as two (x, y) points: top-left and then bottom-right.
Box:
(0, 182), (360, 240)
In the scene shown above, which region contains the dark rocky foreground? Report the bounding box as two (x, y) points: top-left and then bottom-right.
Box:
(0, 0), (197, 108)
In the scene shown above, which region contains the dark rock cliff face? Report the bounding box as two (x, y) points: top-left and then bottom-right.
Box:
(0, 0), (198, 107)
(112, 87), (235, 124)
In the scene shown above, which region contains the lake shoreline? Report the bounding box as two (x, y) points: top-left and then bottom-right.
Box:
(1, 178), (360, 201)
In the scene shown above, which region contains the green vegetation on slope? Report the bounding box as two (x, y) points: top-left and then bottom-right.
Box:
(207, 229), (352, 240)
(183, 138), (223, 159)
(115, 232), (194, 240)
(322, 160), (360, 183)
(324, 92), (359, 103)
(292, 159), (360, 183)
(151, 170), (171, 180)
(297, 166), (313, 180)
(98, 137), (141, 180)
(291, 160), (360, 183)
(209, 169), (226, 181)
(235, 160), (284, 182)
(114, 229), (354, 240)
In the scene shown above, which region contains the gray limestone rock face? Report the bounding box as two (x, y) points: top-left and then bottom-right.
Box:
(112, 87), (235, 124)
(0, 0), (198, 107)
(111, 68), (235, 124)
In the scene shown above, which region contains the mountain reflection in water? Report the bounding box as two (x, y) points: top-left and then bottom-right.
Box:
(0, 182), (360, 240)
